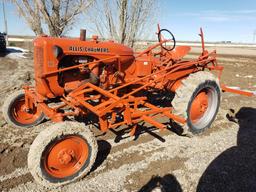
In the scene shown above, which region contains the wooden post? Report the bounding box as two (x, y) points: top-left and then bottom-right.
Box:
(2, 1), (8, 46)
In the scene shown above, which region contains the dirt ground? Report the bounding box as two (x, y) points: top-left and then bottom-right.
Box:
(0, 46), (255, 192)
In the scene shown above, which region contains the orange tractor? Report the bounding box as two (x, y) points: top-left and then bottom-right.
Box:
(2, 27), (255, 187)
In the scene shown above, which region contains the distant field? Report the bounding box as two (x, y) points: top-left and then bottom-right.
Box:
(6, 35), (256, 57)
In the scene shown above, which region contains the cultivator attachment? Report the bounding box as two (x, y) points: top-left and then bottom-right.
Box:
(66, 82), (186, 135)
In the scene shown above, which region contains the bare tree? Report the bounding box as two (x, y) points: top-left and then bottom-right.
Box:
(87, 0), (156, 47)
(11, 0), (94, 36)
(12, 0), (43, 35)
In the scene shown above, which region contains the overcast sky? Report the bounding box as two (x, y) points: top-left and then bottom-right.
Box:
(1, 0), (256, 43)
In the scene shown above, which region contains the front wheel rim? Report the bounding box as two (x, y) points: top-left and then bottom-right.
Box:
(42, 135), (89, 179)
(10, 96), (42, 125)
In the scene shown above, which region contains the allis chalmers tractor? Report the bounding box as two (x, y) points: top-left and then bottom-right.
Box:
(2, 26), (255, 187)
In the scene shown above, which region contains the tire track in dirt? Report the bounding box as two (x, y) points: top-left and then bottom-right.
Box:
(0, 173), (32, 192)
(0, 168), (29, 182)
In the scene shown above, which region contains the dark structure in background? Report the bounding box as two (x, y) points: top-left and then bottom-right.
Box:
(0, 33), (6, 52)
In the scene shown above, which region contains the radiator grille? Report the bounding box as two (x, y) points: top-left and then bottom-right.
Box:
(34, 47), (44, 75)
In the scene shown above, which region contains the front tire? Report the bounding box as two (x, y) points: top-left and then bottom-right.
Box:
(28, 121), (98, 187)
(172, 71), (221, 134)
(2, 90), (45, 128)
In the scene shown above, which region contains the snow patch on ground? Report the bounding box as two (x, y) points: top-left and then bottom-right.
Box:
(6, 47), (28, 59)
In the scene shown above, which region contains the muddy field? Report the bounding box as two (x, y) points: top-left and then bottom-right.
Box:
(0, 46), (255, 192)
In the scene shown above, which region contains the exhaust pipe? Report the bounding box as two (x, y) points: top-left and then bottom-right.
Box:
(80, 29), (86, 41)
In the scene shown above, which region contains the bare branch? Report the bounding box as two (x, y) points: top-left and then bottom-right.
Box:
(86, 0), (156, 47)
(11, 0), (94, 37)
(11, 0), (43, 35)
(119, 0), (128, 43)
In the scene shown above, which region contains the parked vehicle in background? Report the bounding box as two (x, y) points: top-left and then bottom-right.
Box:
(0, 32), (6, 52)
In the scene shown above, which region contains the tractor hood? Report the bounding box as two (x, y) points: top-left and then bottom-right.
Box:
(34, 35), (135, 65)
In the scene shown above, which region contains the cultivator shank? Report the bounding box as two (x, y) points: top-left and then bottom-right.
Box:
(65, 82), (186, 134)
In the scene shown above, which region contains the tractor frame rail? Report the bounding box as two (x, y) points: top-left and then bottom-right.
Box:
(221, 85), (255, 97)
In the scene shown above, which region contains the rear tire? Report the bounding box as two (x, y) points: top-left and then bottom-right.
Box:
(2, 90), (45, 128)
(28, 121), (98, 187)
(172, 71), (221, 134)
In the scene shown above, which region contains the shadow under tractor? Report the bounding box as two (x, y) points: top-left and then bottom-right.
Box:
(2, 26), (255, 187)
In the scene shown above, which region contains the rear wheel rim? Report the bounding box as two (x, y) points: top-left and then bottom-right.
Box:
(43, 135), (89, 179)
(189, 87), (218, 130)
(10, 96), (41, 125)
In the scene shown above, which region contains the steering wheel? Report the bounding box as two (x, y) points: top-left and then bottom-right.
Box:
(158, 29), (176, 51)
